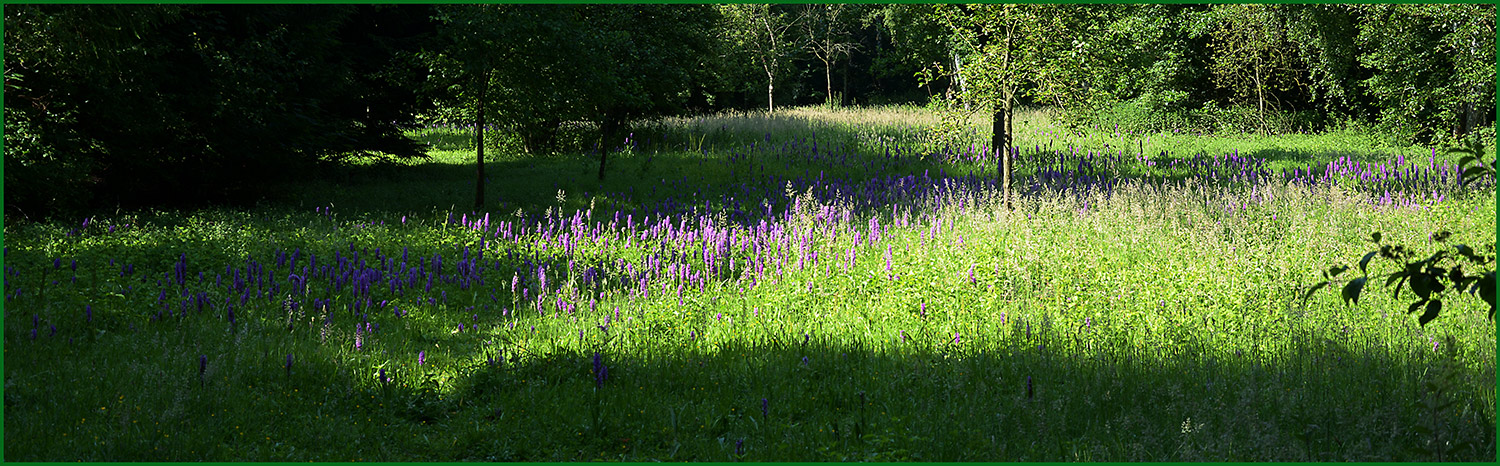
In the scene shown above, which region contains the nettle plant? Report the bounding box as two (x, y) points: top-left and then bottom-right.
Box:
(1309, 136), (1497, 326)
(1311, 230), (1496, 326)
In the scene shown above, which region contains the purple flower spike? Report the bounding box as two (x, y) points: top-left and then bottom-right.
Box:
(379, 368), (388, 384)
(418, 351), (426, 366)
(85, 305), (92, 322)
(286, 354), (294, 377)
(199, 355), (208, 377)
(593, 352), (608, 388)
(761, 398), (769, 418)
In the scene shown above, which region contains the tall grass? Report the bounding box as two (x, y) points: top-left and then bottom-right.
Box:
(4, 105), (1494, 461)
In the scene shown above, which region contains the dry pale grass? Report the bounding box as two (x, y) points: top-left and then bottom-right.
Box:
(649, 105), (1054, 147)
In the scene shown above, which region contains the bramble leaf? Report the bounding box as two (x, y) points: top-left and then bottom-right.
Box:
(1418, 299), (1441, 327)
(1341, 277), (1367, 305)
(1478, 271), (1495, 320)
(1304, 281), (1329, 301)
(1408, 299), (1426, 315)
(1358, 251), (1378, 275)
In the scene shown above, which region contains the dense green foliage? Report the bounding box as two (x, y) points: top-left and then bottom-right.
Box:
(4, 106), (1494, 461)
(4, 4), (1493, 218)
(3, 5), (1495, 457)
(4, 5), (434, 215)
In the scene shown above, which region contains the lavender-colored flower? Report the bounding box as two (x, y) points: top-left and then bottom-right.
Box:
(85, 305), (92, 322)
(761, 398), (769, 418)
(801, 356), (809, 367)
(199, 355), (208, 377)
(1026, 376), (1034, 399)
(418, 350), (426, 366)
(953, 332), (960, 344)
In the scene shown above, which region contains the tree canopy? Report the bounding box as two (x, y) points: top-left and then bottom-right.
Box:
(4, 4), (1493, 217)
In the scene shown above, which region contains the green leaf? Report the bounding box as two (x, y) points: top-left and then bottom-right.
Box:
(1417, 299), (1441, 326)
(1454, 244), (1478, 262)
(1303, 281), (1329, 301)
(1478, 271), (1495, 320)
(1358, 251), (1378, 275)
(1460, 167), (1489, 185)
(1341, 277), (1367, 305)
(1411, 273), (1435, 300)
(1447, 265), (1465, 285)
(1417, 250), (1447, 267)
(1408, 299), (1427, 315)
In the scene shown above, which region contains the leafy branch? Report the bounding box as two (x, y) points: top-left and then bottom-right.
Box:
(1306, 230), (1495, 326)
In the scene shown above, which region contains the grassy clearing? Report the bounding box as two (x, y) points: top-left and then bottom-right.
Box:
(4, 105), (1495, 461)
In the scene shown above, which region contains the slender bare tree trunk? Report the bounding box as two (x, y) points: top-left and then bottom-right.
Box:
(598, 116), (617, 181)
(474, 70), (488, 211)
(996, 24), (1015, 210)
(767, 71), (775, 112)
(1254, 55), (1267, 134)
(825, 58), (833, 105)
(842, 58), (850, 106)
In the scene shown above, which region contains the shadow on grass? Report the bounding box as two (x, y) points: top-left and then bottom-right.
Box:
(13, 308), (1482, 461)
(7, 288), (1495, 461)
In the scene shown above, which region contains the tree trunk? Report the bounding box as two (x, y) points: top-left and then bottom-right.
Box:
(994, 22), (1015, 211)
(474, 71), (488, 211)
(994, 101), (1012, 211)
(1254, 56), (1267, 134)
(767, 73), (775, 112)
(841, 58), (851, 107)
(954, 50), (969, 111)
(598, 116), (620, 181)
(825, 58), (834, 105)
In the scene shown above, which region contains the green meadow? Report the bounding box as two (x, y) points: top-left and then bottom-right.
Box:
(4, 106), (1495, 461)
